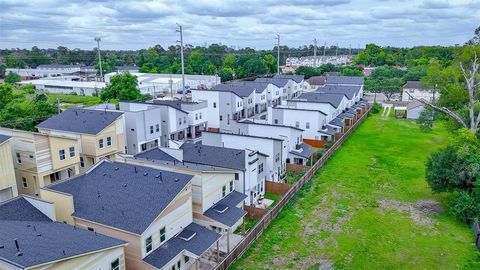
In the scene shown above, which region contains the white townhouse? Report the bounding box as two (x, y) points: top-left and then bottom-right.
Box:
(202, 131), (287, 182)
(254, 77), (288, 104)
(401, 81), (437, 102)
(7, 64), (96, 80)
(273, 74), (305, 98)
(130, 142), (266, 207)
(226, 120), (313, 166)
(288, 92), (349, 122)
(268, 106), (335, 144)
(191, 89), (245, 131)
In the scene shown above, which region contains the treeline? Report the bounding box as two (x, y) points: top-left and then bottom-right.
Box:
(0, 44), (357, 82)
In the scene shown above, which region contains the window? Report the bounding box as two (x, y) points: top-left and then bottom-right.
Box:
(274, 119), (278, 124)
(80, 157), (85, 167)
(87, 227), (95, 232)
(220, 115), (223, 121)
(171, 265), (175, 270)
(59, 149), (65, 160)
(195, 113), (198, 120)
(16, 153), (21, 163)
(69, 147), (75, 158)
(199, 112), (202, 119)
(177, 260), (181, 269)
(141, 143), (147, 151)
(22, 177), (28, 188)
(110, 258), (120, 270)
(160, 227), (166, 243)
(222, 185), (226, 197)
(234, 173), (239, 180)
(306, 122), (310, 129)
(184, 256), (190, 263)
(156, 124), (160, 132)
(183, 117), (186, 124)
(150, 125), (154, 134)
(99, 139), (104, 149)
(229, 180), (234, 192)
(178, 118), (182, 125)
(295, 121), (299, 128)
(107, 137), (112, 146)
(275, 153), (280, 162)
(145, 236), (153, 253)
(258, 163), (264, 173)
(213, 102), (217, 108)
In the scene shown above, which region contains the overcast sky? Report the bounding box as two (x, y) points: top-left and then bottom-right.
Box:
(1, 0), (479, 51)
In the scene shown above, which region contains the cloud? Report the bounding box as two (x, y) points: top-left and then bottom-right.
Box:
(0, 0), (478, 50)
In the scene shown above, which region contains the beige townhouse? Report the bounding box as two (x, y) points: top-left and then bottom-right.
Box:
(0, 135), (18, 202)
(41, 159), (221, 270)
(36, 108), (126, 173)
(0, 195), (127, 270)
(0, 128), (80, 197)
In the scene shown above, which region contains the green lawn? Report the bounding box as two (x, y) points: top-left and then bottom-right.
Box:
(46, 93), (102, 107)
(231, 113), (480, 269)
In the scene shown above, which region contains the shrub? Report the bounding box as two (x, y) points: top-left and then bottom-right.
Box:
(370, 102), (382, 114)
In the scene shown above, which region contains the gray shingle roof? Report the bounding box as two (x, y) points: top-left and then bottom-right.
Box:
(212, 84), (256, 97)
(0, 197), (125, 269)
(273, 74), (304, 83)
(37, 108), (123, 135)
(404, 81), (421, 89)
(289, 143), (314, 159)
(407, 100), (424, 110)
(338, 112), (355, 119)
(316, 85), (361, 100)
(297, 92), (346, 108)
(319, 125), (337, 136)
(143, 223), (220, 269)
(181, 142), (246, 171)
(254, 77), (289, 87)
(307, 76), (326, 86)
(203, 191), (247, 227)
(329, 117), (344, 127)
(222, 81), (270, 94)
(325, 75), (364, 85)
(46, 160), (193, 234)
(0, 135), (11, 145)
(135, 148), (180, 163)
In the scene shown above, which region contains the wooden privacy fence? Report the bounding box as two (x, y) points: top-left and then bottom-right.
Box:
(214, 106), (371, 270)
(265, 180), (291, 195)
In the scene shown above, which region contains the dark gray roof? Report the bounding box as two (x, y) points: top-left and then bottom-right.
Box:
(319, 125), (337, 136)
(325, 75), (364, 85)
(238, 120), (304, 131)
(407, 100), (424, 110)
(297, 92), (346, 108)
(203, 191), (247, 227)
(329, 117), (344, 127)
(0, 197), (125, 269)
(289, 143), (313, 159)
(254, 77), (289, 87)
(404, 81), (421, 89)
(181, 142), (246, 171)
(37, 108), (123, 135)
(150, 100), (192, 113)
(0, 197), (51, 222)
(135, 148), (180, 163)
(143, 223), (220, 269)
(37, 64), (82, 69)
(46, 160), (193, 234)
(212, 84), (256, 97)
(316, 85), (361, 100)
(0, 135), (11, 145)
(208, 131), (284, 142)
(223, 81), (269, 94)
(307, 76), (326, 86)
(273, 74), (304, 83)
(338, 112), (355, 119)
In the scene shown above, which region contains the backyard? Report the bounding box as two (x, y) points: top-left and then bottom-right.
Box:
(231, 113), (480, 269)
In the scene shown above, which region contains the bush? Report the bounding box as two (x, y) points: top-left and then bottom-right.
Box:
(450, 191), (480, 223)
(370, 102), (382, 114)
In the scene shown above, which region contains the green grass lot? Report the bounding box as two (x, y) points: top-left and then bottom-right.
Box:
(46, 94), (102, 107)
(231, 113), (480, 269)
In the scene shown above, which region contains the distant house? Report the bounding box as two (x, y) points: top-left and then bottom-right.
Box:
(41, 160), (221, 270)
(18, 79), (106, 96)
(406, 101), (425, 120)
(306, 76), (326, 90)
(6, 64), (96, 81)
(0, 135), (18, 202)
(402, 81), (437, 102)
(0, 196), (126, 270)
(37, 108), (126, 173)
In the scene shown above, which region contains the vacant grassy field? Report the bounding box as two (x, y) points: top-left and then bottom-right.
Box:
(46, 93), (102, 107)
(231, 113), (480, 269)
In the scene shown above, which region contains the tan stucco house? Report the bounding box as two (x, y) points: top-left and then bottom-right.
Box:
(0, 135), (18, 202)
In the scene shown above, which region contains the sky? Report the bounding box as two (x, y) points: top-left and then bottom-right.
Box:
(1, 0), (479, 51)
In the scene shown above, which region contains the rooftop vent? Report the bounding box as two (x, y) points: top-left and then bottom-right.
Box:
(143, 172), (148, 176)
(175, 178), (179, 182)
(114, 167), (119, 171)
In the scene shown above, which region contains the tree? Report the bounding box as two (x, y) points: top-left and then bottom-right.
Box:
(243, 58), (267, 77)
(467, 26), (480, 45)
(421, 59), (442, 101)
(5, 71), (21, 84)
(365, 77), (403, 100)
(100, 73), (142, 101)
(425, 130), (480, 223)
(416, 106), (434, 132)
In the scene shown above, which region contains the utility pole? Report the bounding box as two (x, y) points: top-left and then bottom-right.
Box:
(313, 38), (317, 67)
(335, 42), (338, 57)
(94, 37), (103, 82)
(323, 42), (326, 56)
(275, 34), (280, 75)
(176, 23), (186, 101)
